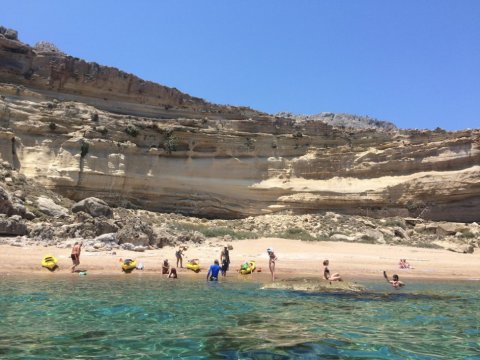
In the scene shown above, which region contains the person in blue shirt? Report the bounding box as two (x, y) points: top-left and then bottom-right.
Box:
(207, 259), (222, 281)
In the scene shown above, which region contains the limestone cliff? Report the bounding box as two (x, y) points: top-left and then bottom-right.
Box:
(0, 28), (479, 221)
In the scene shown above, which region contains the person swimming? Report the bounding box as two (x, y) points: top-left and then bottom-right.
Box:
(384, 271), (405, 289)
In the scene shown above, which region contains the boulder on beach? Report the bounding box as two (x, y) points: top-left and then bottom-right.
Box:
(72, 197), (113, 218)
(37, 196), (69, 218)
(116, 217), (156, 246)
(0, 215), (28, 236)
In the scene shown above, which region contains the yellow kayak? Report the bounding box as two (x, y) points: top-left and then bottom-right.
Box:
(240, 260), (256, 275)
(186, 261), (201, 273)
(122, 259), (137, 272)
(41, 255), (58, 270)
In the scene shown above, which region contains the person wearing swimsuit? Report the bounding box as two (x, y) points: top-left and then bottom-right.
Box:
(267, 248), (277, 281)
(70, 242), (82, 273)
(384, 271), (405, 289)
(162, 259), (170, 275)
(175, 248), (184, 268)
(220, 246), (230, 276)
(168, 267), (178, 278)
(323, 259), (342, 282)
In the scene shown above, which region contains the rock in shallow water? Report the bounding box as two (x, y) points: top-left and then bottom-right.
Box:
(261, 278), (365, 293)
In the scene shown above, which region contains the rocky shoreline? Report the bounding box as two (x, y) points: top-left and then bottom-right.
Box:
(0, 161), (477, 256)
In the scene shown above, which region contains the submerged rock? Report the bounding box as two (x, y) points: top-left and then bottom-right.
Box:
(261, 278), (365, 293)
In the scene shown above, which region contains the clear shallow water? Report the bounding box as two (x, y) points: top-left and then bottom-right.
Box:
(0, 276), (478, 359)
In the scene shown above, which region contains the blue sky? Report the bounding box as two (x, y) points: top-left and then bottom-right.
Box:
(1, 1), (479, 130)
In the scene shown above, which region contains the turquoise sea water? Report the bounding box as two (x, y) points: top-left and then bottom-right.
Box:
(0, 275), (478, 359)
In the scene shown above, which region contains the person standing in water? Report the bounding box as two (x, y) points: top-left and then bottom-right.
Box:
(384, 271), (405, 289)
(70, 242), (82, 273)
(207, 259), (222, 281)
(220, 246), (230, 276)
(267, 248), (277, 281)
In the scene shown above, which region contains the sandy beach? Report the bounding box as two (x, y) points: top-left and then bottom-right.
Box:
(1, 238), (479, 282)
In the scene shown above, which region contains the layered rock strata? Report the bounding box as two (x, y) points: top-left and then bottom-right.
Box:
(0, 29), (479, 221)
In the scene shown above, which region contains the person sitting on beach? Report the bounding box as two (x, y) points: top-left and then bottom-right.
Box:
(267, 248), (277, 281)
(162, 259), (170, 275)
(168, 267), (178, 279)
(399, 259), (413, 269)
(207, 259), (222, 281)
(176, 248), (184, 268)
(384, 271), (405, 289)
(323, 259), (342, 282)
(70, 241), (82, 273)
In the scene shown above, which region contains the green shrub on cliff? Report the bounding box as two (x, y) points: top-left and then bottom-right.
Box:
(125, 124), (139, 137)
(273, 227), (317, 241)
(163, 134), (177, 154)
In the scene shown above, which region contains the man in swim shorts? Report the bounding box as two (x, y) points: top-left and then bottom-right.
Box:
(71, 241), (82, 273)
(207, 259), (222, 281)
(175, 248), (184, 268)
(220, 246), (230, 276)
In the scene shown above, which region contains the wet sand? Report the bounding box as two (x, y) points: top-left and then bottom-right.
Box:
(1, 238), (479, 282)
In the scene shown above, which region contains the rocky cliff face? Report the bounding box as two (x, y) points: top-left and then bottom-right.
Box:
(1, 28), (479, 222)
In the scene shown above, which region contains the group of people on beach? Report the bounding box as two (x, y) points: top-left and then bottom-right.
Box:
(64, 240), (405, 288)
(161, 259), (178, 278)
(162, 245), (274, 281)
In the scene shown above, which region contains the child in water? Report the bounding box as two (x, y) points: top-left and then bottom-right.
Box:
(384, 271), (405, 289)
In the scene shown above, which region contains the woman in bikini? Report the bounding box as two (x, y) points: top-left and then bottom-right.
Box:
(267, 248), (278, 281)
(323, 259), (342, 282)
